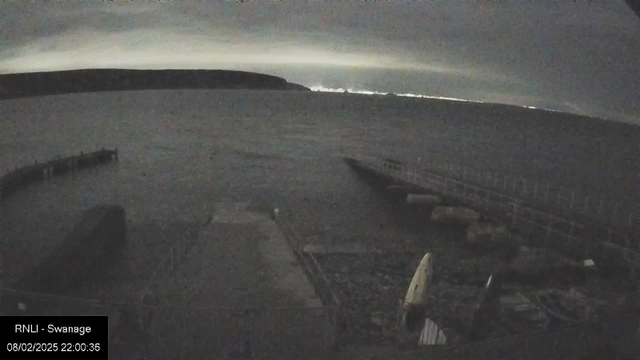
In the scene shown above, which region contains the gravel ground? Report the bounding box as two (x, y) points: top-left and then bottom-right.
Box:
(311, 202), (624, 350)
(312, 214), (512, 347)
(317, 252), (504, 347)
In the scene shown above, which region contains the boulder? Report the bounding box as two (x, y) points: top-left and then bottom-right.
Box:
(499, 291), (549, 332)
(504, 246), (599, 288)
(430, 206), (481, 225)
(466, 223), (508, 248)
(533, 288), (594, 323)
(370, 313), (384, 327)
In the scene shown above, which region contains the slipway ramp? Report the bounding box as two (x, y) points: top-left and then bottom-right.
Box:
(142, 202), (332, 360)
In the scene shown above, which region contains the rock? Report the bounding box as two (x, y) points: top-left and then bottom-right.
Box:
(533, 288), (594, 323)
(466, 223), (508, 248)
(499, 291), (549, 331)
(430, 206), (480, 225)
(371, 313), (384, 327)
(583, 259), (595, 267)
(505, 246), (600, 287)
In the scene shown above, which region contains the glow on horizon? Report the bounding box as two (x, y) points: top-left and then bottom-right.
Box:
(309, 85), (388, 96)
(310, 85), (475, 103)
(310, 85), (565, 113)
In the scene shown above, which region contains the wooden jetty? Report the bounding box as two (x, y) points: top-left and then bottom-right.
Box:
(0, 148), (118, 199)
(344, 155), (640, 278)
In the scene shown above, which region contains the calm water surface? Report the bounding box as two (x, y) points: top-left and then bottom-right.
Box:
(0, 89), (637, 281)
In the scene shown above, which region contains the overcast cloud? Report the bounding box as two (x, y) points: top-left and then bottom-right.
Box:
(0, 0), (638, 123)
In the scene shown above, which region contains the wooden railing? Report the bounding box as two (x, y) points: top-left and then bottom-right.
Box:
(348, 155), (639, 279)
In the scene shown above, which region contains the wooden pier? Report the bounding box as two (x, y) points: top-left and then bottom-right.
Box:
(0, 148), (118, 199)
(344, 155), (640, 278)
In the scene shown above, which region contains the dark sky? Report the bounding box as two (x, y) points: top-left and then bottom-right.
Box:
(1, 1), (639, 123)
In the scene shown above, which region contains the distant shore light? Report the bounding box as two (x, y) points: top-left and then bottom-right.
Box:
(309, 85), (565, 114)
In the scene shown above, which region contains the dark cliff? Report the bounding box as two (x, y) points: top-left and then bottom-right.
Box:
(0, 69), (310, 99)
